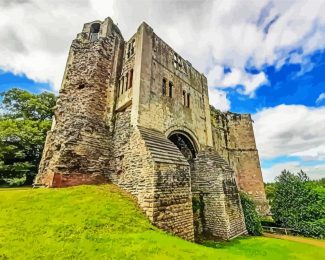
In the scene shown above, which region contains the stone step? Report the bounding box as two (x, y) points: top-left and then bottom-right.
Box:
(138, 126), (188, 166)
(145, 140), (180, 152)
(148, 146), (184, 157)
(140, 132), (171, 142)
(150, 152), (188, 163)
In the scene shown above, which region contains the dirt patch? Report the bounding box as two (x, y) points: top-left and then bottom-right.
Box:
(264, 232), (325, 248)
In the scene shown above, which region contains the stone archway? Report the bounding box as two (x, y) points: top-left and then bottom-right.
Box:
(168, 131), (198, 161)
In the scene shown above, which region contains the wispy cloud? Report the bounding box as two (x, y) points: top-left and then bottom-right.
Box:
(316, 93), (325, 104)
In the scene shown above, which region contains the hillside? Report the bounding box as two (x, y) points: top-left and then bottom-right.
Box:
(0, 185), (324, 259)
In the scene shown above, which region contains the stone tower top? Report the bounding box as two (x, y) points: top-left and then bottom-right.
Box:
(76, 17), (123, 42)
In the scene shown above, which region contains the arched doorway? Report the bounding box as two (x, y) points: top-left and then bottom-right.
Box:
(168, 132), (197, 161)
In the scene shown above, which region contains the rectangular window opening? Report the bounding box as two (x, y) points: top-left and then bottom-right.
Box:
(169, 81), (173, 98)
(162, 78), (167, 96)
(125, 72), (129, 91)
(183, 90), (186, 106)
(129, 69), (133, 88)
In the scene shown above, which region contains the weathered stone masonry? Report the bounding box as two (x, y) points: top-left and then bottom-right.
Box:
(35, 17), (268, 241)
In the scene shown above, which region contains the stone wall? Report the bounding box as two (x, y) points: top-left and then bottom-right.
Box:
(133, 23), (213, 148)
(211, 108), (269, 215)
(191, 148), (247, 240)
(110, 109), (194, 240)
(35, 23), (124, 187)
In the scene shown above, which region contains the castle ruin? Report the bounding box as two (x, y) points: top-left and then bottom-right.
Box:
(35, 17), (268, 241)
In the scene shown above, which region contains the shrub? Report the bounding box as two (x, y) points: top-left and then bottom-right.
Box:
(295, 219), (325, 239)
(3, 176), (27, 187)
(240, 192), (262, 235)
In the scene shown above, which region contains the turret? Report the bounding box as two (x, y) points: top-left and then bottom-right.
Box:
(35, 18), (124, 187)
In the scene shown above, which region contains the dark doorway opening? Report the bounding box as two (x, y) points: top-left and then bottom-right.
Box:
(168, 133), (197, 161)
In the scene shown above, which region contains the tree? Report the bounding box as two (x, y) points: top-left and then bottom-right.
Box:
(0, 88), (56, 185)
(271, 170), (325, 238)
(240, 192), (262, 235)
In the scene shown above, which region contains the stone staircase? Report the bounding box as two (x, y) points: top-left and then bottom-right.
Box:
(138, 126), (188, 166)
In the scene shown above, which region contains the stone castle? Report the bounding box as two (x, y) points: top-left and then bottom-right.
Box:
(35, 17), (268, 241)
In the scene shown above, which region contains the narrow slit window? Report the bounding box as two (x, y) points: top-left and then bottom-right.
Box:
(125, 72), (129, 91)
(126, 43), (130, 58)
(187, 93), (190, 108)
(131, 39), (135, 55)
(120, 77), (124, 95)
(169, 81), (173, 98)
(183, 90), (186, 106)
(129, 69), (133, 88)
(162, 78), (167, 96)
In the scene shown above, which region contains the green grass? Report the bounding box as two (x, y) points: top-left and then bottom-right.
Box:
(0, 185), (324, 259)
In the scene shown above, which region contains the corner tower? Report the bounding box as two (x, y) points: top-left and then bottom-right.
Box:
(35, 18), (124, 187)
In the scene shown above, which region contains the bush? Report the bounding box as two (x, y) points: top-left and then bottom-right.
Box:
(240, 192), (262, 235)
(3, 176), (27, 187)
(295, 219), (325, 239)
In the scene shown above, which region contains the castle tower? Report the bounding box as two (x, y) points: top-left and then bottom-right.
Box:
(211, 110), (269, 215)
(35, 18), (124, 187)
(35, 17), (253, 241)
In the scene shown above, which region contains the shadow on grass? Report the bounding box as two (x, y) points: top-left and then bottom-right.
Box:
(202, 236), (252, 249)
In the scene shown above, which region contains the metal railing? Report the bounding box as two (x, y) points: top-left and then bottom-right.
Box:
(262, 226), (294, 235)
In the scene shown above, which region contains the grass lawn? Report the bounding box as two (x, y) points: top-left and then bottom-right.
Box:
(1, 185), (324, 259)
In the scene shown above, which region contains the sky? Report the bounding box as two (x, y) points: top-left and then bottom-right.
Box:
(0, 0), (325, 182)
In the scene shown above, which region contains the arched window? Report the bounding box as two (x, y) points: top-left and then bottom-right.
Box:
(162, 78), (167, 96)
(169, 81), (173, 98)
(90, 23), (100, 42)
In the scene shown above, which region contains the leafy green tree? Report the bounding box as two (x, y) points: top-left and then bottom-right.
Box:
(0, 88), (56, 185)
(272, 170), (325, 229)
(240, 192), (262, 235)
(264, 182), (276, 203)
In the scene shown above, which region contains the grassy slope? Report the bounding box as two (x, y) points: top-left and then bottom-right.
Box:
(0, 185), (324, 259)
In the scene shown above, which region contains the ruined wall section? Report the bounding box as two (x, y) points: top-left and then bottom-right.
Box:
(191, 148), (247, 240)
(110, 109), (194, 240)
(36, 25), (124, 187)
(211, 108), (269, 214)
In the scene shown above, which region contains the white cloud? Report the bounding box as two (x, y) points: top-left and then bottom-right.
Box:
(262, 161), (325, 182)
(208, 68), (268, 97)
(1, 0), (325, 101)
(253, 105), (325, 160)
(316, 93), (325, 104)
(208, 88), (230, 112)
(0, 0), (114, 91)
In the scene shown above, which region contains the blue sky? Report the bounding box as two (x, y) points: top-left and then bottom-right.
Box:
(1, 0), (325, 182)
(0, 70), (52, 94)
(228, 51), (325, 114)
